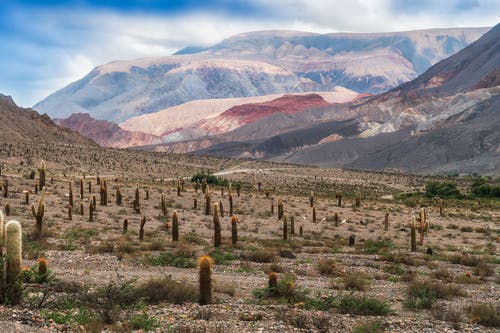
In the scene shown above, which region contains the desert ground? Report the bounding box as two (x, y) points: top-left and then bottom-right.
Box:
(0, 143), (498, 332)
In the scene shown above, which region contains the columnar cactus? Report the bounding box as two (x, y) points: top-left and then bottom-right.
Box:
(161, 194), (167, 216)
(418, 208), (427, 245)
(80, 203), (84, 216)
(309, 191), (314, 207)
(410, 216), (417, 251)
(139, 216), (146, 241)
(100, 181), (107, 206)
(69, 181), (73, 207)
(89, 201), (94, 222)
(116, 187), (122, 206)
(355, 191), (361, 208)
(384, 209), (389, 231)
(80, 178), (84, 199)
(38, 160), (46, 190)
(231, 216), (237, 245)
(68, 205), (72, 221)
(172, 210), (179, 242)
(229, 195), (233, 216)
(312, 206), (316, 223)
(205, 193), (211, 216)
(3, 179), (8, 198)
(290, 215), (295, 235)
(31, 194), (45, 240)
(283, 215), (288, 240)
(5, 220), (22, 304)
(213, 203), (221, 247)
(237, 183), (241, 197)
(123, 219), (128, 234)
(278, 200), (284, 220)
(198, 255), (213, 305)
(336, 192), (342, 207)
(201, 178), (207, 195)
(134, 188), (140, 213)
(88, 181), (92, 193)
(177, 181), (181, 197)
(334, 212), (339, 227)
(299, 225), (303, 236)
(24, 191), (29, 205)
(0, 210), (4, 256)
(349, 235), (355, 247)
(219, 200), (224, 217)
(193, 198), (197, 209)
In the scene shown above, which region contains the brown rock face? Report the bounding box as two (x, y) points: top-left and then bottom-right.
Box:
(54, 113), (161, 148)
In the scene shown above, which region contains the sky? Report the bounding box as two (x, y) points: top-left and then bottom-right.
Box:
(0, 0), (498, 107)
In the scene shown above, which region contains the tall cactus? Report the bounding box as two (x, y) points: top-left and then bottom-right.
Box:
(355, 191), (361, 208)
(290, 215), (295, 235)
(172, 210), (179, 242)
(205, 193), (211, 216)
(229, 194), (233, 217)
(384, 209), (389, 231)
(213, 203), (221, 247)
(198, 255), (213, 305)
(410, 216), (417, 251)
(312, 206), (316, 223)
(231, 216), (238, 245)
(283, 215), (288, 240)
(80, 178), (84, 199)
(139, 216), (146, 241)
(0, 210), (4, 256)
(309, 191), (314, 207)
(38, 160), (46, 190)
(69, 181), (73, 207)
(5, 220), (22, 304)
(31, 193), (45, 240)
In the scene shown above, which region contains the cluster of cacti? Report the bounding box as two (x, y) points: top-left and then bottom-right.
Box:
(38, 160), (46, 190)
(213, 203), (221, 247)
(100, 180), (107, 206)
(198, 255), (213, 305)
(0, 214), (23, 305)
(231, 216), (238, 245)
(139, 216), (146, 241)
(172, 210), (179, 242)
(31, 194), (45, 240)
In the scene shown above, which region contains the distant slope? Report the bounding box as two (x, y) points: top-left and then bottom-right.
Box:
(54, 113), (161, 148)
(34, 27), (487, 123)
(0, 94), (95, 146)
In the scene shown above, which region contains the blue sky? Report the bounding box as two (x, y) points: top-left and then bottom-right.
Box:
(0, 0), (498, 107)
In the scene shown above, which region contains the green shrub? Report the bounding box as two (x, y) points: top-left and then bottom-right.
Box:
(404, 280), (465, 309)
(468, 303), (500, 327)
(425, 181), (461, 199)
(191, 171), (227, 186)
(144, 250), (196, 268)
(337, 294), (392, 316)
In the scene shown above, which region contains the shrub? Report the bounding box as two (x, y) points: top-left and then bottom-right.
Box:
(316, 258), (339, 276)
(343, 272), (370, 291)
(404, 280), (465, 309)
(191, 171), (227, 186)
(363, 239), (395, 254)
(144, 249), (196, 268)
(129, 310), (161, 331)
(337, 294), (392, 316)
(352, 320), (384, 333)
(467, 303), (500, 327)
(448, 253), (483, 267)
(135, 276), (197, 305)
(245, 249), (276, 263)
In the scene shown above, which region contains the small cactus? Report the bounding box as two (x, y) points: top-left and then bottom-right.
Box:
(349, 235), (355, 247)
(213, 203), (221, 247)
(309, 191), (314, 207)
(299, 224), (303, 236)
(80, 178), (84, 199)
(290, 215), (295, 235)
(89, 201), (94, 222)
(312, 206), (316, 223)
(384, 209), (389, 231)
(38, 257), (48, 282)
(123, 219), (128, 234)
(38, 160), (46, 190)
(231, 216), (237, 245)
(334, 212), (339, 227)
(198, 255), (213, 305)
(116, 187), (122, 206)
(205, 193), (211, 216)
(69, 181), (73, 207)
(172, 210), (179, 242)
(355, 191), (361, 208)
(268, 272), (278, 289)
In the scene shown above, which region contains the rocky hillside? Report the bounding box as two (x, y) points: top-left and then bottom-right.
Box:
(54, 113), (161, 148)
(189, 24), (500, 174)
(33, 28), (487, 123)
(0, 94), (95, 147)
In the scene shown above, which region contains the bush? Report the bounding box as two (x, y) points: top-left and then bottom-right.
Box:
(343, 272), (370, 291)
(337, 294), (392, 316)
(352, 320), (384, 333)
(467, 303), (500, 327)
(316, 258), (339, 275)
(144, 249), (196, 268)
(471, 178), (500, 198)
(363, 239), (395, 254)
(425, 181), (461, 199)
(404, 280), (465, 309)
(129, 310), (161, 331)
(245, 249), (276, 263)
(135, 276), (198, 304)
(448, 253), (483, 267)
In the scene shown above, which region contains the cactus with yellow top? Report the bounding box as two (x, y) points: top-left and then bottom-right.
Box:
(198, 255), (213, 305)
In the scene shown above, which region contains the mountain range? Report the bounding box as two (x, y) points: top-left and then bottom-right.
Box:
(19, 24), (500, 174)
(34, 27), (487, 123)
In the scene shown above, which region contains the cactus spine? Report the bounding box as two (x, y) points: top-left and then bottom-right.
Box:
(31, 194), (45, 240)
(5, 220), (22, 304)
(231, 216), (238, 245)
(213, 203), (221, 247)
(198, 255), (213, 305)
(172, 210), (179, 242)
